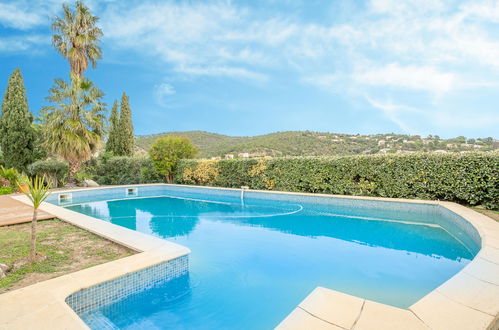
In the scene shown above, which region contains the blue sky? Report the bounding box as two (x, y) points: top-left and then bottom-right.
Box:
(0, 0), (498, 138)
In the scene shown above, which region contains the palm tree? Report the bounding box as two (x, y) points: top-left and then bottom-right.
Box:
(52, 1), (103, 78)
(19, 176), (50, 262)
(41, 75), (106, 181)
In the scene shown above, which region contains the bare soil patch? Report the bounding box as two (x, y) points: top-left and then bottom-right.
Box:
(472, 207), (499, 222)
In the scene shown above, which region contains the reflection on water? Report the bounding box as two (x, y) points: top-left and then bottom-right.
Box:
(71, 196), (473, 261)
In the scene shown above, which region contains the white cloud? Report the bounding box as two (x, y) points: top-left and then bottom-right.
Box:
(0, 2), (45, 30)
(365, 95), (499, 134)
(353, 64), (458, 94)
(101, 2), (271, 82)
(156, 82), (175, 96)
(364, 97), (421, 134)
(0, 34), (48, 52)
(459, 0), (499, 23)
(154, 82), (176, 107)
(176, 65), (268, 82)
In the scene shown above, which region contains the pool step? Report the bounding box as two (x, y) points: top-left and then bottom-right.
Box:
(83, 311), (120, 330)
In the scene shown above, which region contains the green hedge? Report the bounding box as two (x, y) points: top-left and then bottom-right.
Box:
(174, 153), (499, 209)
(87, 155), (162, 185)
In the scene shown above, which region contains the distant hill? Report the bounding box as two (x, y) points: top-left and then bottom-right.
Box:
(135, 130), (498, 158)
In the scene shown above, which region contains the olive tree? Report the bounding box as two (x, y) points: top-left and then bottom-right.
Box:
(149, 136), (197, 183)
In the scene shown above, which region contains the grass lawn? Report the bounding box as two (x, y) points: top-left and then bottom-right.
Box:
(0, 219), (135, 293)
(472, 207), (499, 222)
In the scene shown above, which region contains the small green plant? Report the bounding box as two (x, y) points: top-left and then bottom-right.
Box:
(0, 166), (22, 194)
(74, 170), (92, 185)
(19, 176), (51, 262)
(0, 165), (20, 184)
(0, 186), (13, 195)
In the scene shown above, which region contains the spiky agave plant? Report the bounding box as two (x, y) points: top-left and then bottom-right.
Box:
(19, 176), (51, 262)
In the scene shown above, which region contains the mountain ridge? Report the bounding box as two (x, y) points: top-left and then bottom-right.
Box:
(135, 130), (498, 158)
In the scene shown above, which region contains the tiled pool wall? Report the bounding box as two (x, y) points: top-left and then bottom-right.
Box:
(49, 184), (482, 255)
(436, 205), (482, 255)
(66, 255), (188, 318)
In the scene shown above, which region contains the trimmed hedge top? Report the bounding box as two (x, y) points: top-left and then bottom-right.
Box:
(174, 152), (498, 210)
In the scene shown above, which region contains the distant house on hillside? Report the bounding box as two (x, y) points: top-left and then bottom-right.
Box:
(211, 156), (221, 160)
(225, 154), (234, 159)
(238, 153), (250, 158)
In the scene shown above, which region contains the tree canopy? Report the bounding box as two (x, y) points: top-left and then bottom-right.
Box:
(105, 100), (120, 154)
(40, 75), (106, 179)
(0, 68), (37, 172)
(149, 136), (197, 183)
(115, 92), (134, 156)
(52, 1), (103, 78)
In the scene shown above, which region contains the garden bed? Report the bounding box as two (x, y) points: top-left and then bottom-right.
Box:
(0, 219), (135, 293)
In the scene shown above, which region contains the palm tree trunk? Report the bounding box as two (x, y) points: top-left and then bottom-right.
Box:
(68, 161), (81, 184)
(30, 208), (38, 262)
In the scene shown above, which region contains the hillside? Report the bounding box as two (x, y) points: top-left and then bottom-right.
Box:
(135, 131), (498, 158)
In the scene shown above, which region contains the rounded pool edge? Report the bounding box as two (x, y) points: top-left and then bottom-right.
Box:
(6, 184), (499, 330)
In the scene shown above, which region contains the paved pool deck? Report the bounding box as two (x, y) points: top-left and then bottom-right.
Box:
(0, 184), (498, 330)
(0, 195), (53, 226)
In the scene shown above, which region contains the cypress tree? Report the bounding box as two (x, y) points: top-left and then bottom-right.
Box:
(116, 92), (134, 156)
(0, 69), (36, 172)
(105, 100), (120, 154)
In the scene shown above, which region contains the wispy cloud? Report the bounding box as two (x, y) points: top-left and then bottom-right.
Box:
(0, 2), (46, 30)
(154, 82), (176, 107)
(353, 64), (459, 94)
(101, 2), (269, 81)
(365, 97), (423, 134)
(0, 34), (48, 52)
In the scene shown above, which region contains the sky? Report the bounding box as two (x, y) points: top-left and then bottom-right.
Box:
(0, 0), (498, 138)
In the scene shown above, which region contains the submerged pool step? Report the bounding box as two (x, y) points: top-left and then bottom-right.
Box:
(82, 311), (119, 330)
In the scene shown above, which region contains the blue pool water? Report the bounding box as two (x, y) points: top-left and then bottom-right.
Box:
(60, 186), (479, 329)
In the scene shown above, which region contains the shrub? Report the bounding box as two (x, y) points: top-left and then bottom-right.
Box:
(0, 186), (13, 195)
(0, 165), (20, 185)
(174, 152), (499, 210)
(28, 159), (68, 187)
(74, 170), (93, 185)
(149, 136), (197, 183)
(0, 165), (20, 195)
(182, 160), (219, 185)
(90, 155), (162, 185)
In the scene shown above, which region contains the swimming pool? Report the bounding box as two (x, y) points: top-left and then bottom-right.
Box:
(50, 185), (480, 329)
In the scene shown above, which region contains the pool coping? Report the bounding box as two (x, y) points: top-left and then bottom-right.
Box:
(0, 183), (497, 329)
